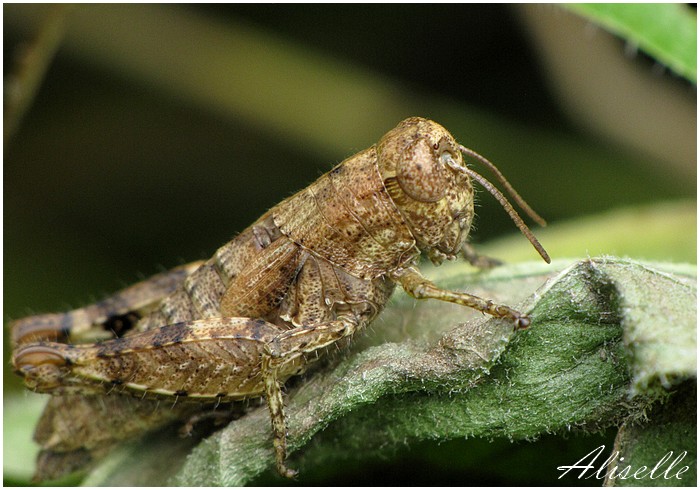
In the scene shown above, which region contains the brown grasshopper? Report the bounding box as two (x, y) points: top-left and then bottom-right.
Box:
(11, 117), (550, 480)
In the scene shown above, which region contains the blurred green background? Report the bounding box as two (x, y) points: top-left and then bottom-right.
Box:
(4, 4), (696, 486)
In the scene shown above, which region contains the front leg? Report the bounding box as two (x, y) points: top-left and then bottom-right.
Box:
(392, 266), (530, 329)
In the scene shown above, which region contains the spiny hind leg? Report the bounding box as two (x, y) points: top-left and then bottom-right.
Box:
(261, 315), (363, 478)
(393, 266), (530, 329)
(10, 261), (203, 347)
(13, 315), (290, 478)
(261, 354), (298, 479)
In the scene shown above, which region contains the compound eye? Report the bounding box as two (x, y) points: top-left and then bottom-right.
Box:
(397, 138), (447, 202)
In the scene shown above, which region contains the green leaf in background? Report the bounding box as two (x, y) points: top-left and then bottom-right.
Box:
(482, 200), (696, 266)
(4, 394), (44, 484)
(564, 3), (697, 83)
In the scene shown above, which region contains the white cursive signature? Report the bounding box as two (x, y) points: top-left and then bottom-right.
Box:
(557, 445), (690, 481)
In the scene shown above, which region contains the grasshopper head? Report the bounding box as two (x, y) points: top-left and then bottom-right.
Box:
(376, 117), (475, 262)
(377, 117), (549, 265)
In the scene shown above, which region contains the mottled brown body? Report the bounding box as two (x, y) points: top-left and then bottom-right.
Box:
(11, 117), (549, 480)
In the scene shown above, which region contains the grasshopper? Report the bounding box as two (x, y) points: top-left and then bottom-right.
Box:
(11, 117), (550, 480)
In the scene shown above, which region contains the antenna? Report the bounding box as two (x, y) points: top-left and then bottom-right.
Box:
(459, 151), (551, 263)
(459, 145), (547, 227)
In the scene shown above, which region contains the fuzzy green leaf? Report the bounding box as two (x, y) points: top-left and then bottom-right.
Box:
(606, 380), (696, 487)
(166, 257), (694, 486)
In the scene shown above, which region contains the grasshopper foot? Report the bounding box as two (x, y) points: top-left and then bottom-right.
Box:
(514, 315), (530, 330)
(277, 461), (299, 479)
